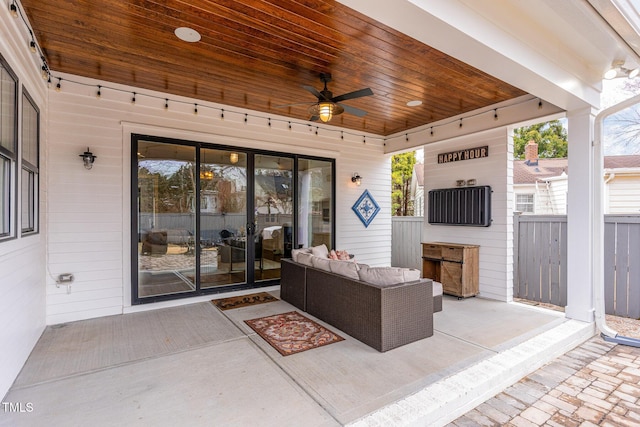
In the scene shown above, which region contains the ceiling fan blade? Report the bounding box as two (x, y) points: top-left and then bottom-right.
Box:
(302, 85), (326, 100)
(338, 103), (368, 117)
(309, 115), (320, 121)
(331, 87), (373, 103)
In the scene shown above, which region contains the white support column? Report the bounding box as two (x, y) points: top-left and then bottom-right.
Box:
(565, 108), (597, 322)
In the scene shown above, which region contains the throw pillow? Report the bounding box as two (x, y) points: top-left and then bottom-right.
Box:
(358, 266), (405, 286)
(311, 244), (329, 258)
(329, 249), (339, 260)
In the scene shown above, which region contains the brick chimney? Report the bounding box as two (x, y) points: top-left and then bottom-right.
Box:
(524, 140), (539, 165)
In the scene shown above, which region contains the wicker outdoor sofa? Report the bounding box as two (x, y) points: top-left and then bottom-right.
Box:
(280, 256), (441, 352)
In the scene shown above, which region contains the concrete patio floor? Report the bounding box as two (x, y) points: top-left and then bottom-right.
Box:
(1, 290), (596, 426)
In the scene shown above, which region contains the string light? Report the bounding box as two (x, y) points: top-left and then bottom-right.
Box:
(538, 99), (543, 110)
(35, 69), (542, 146)
(194, 103), (198, 115)
(8, 0), (384, 145)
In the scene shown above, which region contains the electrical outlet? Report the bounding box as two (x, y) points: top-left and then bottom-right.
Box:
(57, 273), (74, 284)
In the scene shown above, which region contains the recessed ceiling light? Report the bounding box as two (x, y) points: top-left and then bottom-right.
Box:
(175, 27), (201, 43)
(406, 100), (422, 107)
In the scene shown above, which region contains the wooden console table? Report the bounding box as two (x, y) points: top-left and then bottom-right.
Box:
(421, 242), (479, 298)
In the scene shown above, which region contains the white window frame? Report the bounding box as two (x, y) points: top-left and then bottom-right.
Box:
(516, 193), (535, 213)
(0, 55), (18, 241)
(21, 89), (39, 235)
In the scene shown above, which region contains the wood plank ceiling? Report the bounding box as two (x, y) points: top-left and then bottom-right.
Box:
(21, 0), (527, 136)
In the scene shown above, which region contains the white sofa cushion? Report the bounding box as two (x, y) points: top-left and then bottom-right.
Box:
(329, 259), (360, 280)
(311, 256), (332, 272)
(291, 248), (311, 263)
(358, 266), (405, 286)
(402, 268), (421, 282)
(432, 281), (443, 296)
(297, 252), (315, 266)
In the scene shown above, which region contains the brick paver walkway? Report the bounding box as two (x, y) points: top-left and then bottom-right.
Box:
(450, 336), (640, 426)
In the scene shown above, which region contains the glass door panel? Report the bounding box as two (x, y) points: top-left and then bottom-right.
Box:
(200, 149), (247, 289)
(298, 158), (333, 250)
(254, 155), (293, 281)
(137, 141), (196, 298)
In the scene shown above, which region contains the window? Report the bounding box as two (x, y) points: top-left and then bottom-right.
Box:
(0, 55), (18, 239)
(21, 90), (39, 234)
(516, 194), (534, 213)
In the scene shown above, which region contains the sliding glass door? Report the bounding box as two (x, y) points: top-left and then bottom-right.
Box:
(136, 140), (197, 299)
(199, 148), (248, 289)
(255, 154), (293, 281)
(132, 134), (334, 304)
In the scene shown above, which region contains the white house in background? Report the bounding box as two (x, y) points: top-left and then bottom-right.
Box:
(410, 163), (424, 217)
(514, 141), (640, 214)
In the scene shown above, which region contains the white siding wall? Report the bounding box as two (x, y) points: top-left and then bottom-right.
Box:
(422, 128), (513, 301)
(606, 175), (640, 214)
(547, 177), (568, 214)
(46, 74), (391, 324)
(0, 11), (48, 398)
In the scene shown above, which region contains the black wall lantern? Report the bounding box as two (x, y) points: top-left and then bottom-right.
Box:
(80, 147), (97, 170)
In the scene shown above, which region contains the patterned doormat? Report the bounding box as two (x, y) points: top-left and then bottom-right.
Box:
(244, 311), (344, 356)
(212, 292), (278, 311)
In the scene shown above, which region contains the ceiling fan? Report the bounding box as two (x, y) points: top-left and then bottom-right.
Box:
(279, 73), (373, 123)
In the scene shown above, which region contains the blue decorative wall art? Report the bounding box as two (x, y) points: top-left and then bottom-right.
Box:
(351, 189), (380, 228)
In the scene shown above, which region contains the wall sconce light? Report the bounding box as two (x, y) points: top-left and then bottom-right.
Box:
(351, 172), (362, 186)
(79, 147), (96, 170)
(230, 152), (239, 164)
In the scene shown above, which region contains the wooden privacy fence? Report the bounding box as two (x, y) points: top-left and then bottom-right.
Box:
(514, 214), (640, 319)
(513, 215), (567, 308)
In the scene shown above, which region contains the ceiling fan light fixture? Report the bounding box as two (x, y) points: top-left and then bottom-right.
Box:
(309, 102), (343, 123)
(318, 102), (334, 122)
